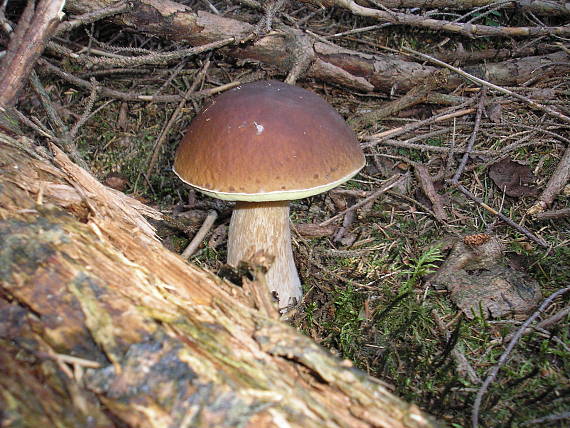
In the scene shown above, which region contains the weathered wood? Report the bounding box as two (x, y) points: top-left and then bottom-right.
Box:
(0, 133), (444, 427)
(304, 0), (570, 37)
(63, 0), (570, 94)
(0, 0), (65, 139)
(0, 0), (65, 107)
(320, 0), (570, 16)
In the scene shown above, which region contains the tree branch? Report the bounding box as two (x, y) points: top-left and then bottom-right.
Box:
(0, 0), (65, 107)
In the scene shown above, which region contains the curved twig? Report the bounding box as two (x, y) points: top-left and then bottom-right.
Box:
(471, 287), (570, 428)
(316, 0), (570, 38)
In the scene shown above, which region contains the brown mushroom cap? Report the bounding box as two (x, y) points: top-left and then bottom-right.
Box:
(173, 80), (365, 201)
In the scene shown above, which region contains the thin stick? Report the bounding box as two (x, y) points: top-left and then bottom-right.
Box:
(329, 0), (570, 38)
(451, 88), (486, 184)
(319, 174), (406, 227)
(521, 412), (570, 427)
(471, 287), (570, 428)
(353, 74), (444, 127)
(402, 47), (570, 125)
(11, 107), (56, 140)
(500, 305), (570, 344)
(261, 0), (287, 32)
(29, 70), (67, 136)
(284, 32), (314, 85)
(82, 37), (235, 69)
(386, 190), (449, 227)
(537, 305), (570, 329)
(53, 352), (102, 368)
(535, 207), (570, 220)
(0, 0), (65, 107)
(29, 70), (90, 170)
(364, 104), (475, 142)
(69, 77), (100, 140)
(432, 310), (481, 385)
(39, 58), (240, 103)
(54, 1), (129, 36)
(455, 184), (548, 248)
(181, 210), (218, 259)
(371, 139), (492, 155)
(528, 143), (570, 215)
(146, 58), (212, 177)
(414, 165), (448, 221)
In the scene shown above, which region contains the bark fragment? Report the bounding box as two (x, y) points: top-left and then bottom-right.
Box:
(0, 134), (444, 427)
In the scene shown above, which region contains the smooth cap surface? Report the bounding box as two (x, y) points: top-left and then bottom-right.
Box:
(173, 80), (365, 201)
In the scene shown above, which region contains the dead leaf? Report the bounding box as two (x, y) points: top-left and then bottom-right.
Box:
(429, 236), (542, 319)
(208, 224), (227, 248)
(104, 172), (128, 192)
(329, 192), (348, 211)
(415, 179), (446, 210)
(485, 102), (502, 123)
(489, 158), (538, 197)
(335, 233), (357, 247)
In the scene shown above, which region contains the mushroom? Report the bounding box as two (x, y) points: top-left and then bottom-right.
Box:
(173, 80), (364, 310)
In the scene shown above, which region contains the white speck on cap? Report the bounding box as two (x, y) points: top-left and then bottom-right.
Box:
(253, 122), (264, 135)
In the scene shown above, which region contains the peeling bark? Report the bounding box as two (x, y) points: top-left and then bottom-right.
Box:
(0, 134), (444, 427)
(337, 0), (570, 16)
(62, 0), (570, 94)
(0, 0), (65, 106)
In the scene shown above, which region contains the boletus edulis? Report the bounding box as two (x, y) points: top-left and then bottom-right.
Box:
(173, 80), (364, 311)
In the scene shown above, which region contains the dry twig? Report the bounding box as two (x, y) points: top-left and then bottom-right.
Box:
(79, 38), (236, 69)
(432, 311), (481, 385)
(373, 138), (491, 155)
(363, 0), (570, 16)
(320, 174), (407, 227)
(0, 0), (65, 107)
(520, 412), (570, 427)
(39, 58), (240, 103)
(496, 305), (570, 345)
(362, 102), (476, 149)
(54, 1), (129, 36)
(451, 88), (487, 184)
(414, 165), (448, 221)
(527, 144), (570, 216)
(146, 57), (212, 177)
(314, 0), (570, 38)
(402, 47), (570, 126)
(472, 287), (570, 428)
(351, 71), (447, 127)
(535, 207), (570, 220)
(181, 210), (219, 259)
(455, 184), (548, 247)
(28, 70), (89, 170)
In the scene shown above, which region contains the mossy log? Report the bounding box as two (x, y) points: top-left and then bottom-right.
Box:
(0, 133), (444, 427)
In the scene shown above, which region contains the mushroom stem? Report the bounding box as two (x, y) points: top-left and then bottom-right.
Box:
(227, 201), (302, 309)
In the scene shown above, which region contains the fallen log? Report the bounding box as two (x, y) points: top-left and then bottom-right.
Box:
(63, 0), (570, 94)
(0, 133), (444, 427)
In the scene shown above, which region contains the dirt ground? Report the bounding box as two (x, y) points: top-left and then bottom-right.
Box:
(6, 1), (570, 426)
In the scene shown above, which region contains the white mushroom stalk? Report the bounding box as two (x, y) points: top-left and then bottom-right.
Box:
(227, 201), (301, 309)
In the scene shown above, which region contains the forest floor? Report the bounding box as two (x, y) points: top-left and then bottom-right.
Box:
(10, 1), (569, 427)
